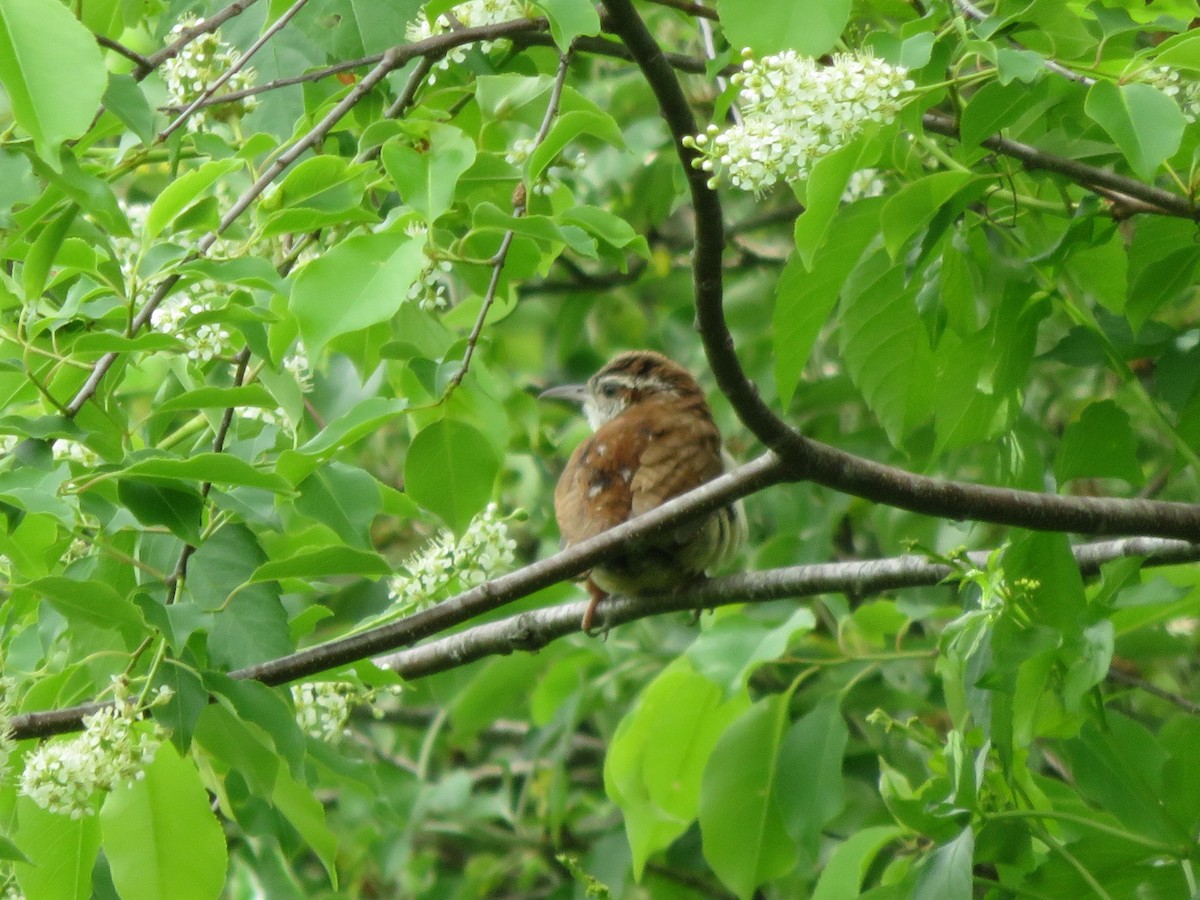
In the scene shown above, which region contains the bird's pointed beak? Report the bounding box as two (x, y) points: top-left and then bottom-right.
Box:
(539, 383), (589, 404)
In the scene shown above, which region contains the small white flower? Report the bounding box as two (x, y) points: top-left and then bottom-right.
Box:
(1143, 65), (1200, 123)
(162, 14), (258, 130)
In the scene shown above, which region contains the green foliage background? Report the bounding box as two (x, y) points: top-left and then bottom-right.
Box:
(0, 0), (1198, 897)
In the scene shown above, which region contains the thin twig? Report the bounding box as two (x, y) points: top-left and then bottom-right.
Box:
(955, 0), (1094, 85)
(159, 0), (312, 141)
(446, 49), (573, 392)
(138, 0), (263, 79)
(96, 35), (153, 70)
(645, 0), (719, 20)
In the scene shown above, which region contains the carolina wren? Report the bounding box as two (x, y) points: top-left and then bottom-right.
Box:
(541, 350), (745, 631)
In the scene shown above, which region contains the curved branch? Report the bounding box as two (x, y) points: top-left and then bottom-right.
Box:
(597, 0), (1200, 543)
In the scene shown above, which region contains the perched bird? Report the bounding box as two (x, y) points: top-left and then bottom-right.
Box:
(541, 350), (745, 632)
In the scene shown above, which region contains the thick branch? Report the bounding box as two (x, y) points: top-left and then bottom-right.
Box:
(598, 0), (1200, 543)
(375, 537), (1200, 680)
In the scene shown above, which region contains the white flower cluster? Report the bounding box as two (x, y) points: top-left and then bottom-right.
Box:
(406, 0), (533, 81)
(407, 250), (453, 312)
(152, 295), (233, 363)
(162, 15), (258, 130)
(841, 167), (888, 203)
(685, 50), (914, 194)
(1144, 66), (1200, 124)
(19, 700), (163, 819)
(290, 682), (401, 742)
(388, 503), (517, 613)
(506, 137), (587, 198)
(283, 342), (314, 393)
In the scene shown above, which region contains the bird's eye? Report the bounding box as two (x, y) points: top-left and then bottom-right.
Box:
(601, 382), (619, 398)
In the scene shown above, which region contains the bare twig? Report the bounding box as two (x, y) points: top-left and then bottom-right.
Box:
(446, 49), (573, 392)
(645, 0), (719, 20)
(96, 35), (153, 70)
(159, 0), (312, 141)
(140, 0), (263, 79)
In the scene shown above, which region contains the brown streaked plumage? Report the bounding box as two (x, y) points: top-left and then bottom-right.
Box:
(541, 350), (745, 632)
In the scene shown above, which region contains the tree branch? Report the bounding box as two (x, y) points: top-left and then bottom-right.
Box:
(598, 0), (1200, 543)
(375, 537), (1200, 680)
(10, 467), (1197, 742)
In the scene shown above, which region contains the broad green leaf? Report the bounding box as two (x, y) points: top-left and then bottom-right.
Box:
(118, 479), (203, 543)
(527, 110), (625, 184)
(382, 125), (476, 223)
(272, 764), (340, 887)
(1085, 81), (1186, 180)
(101, 742), (228, 900)
(28, 575), (144, 636)
(793, 137), (877, 268)
(249, 546), (391, 583)
(605, 660), (749, 878)
(295, 462), (383, 548)
(960, 79), (1045, 146)
(838, 250), (936, 447)
(0, 0), (106, 162)
(531, 0), (600, 50)
(144, 159), (243, 240)
(187, 523), (268, 611)
(404, 418), (501, 533)
(1054, 400), (1144, 486)
(23, 205), (76, 303)
(718, 0), (850, 56)
(880, 172), (980, 258)
(102, 73), (155, 146)
(210, 591), (293, 668)
(699, 694), (798, 899)
(287, 397), (409, 466)
(776, 696), (849, 856)
(775, 198), (885, 406)
(13, 796), (101, 900)
(192, 703), (281, 797)
(290, 232), (425, 355)
(811, 826), (904, 900)
(153, 384), (279, 414)
(121, 453), (292, 491)
(912, 827), (973, 900)
(686, 607), (815, 692)
(559, 205), (648, 253)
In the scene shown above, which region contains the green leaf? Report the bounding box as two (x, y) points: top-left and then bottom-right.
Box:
(605, 660), (749, 878)
(912, 827), (973, 900)
(295, 462), (382, 548)
(13, 796), (101, 900)
(102, 73), (155, 146)
(121, 453), (292, 492)
(144, 159), (243, 240)
(382, 125), (477, 223)
(272, 764), (340, 887)
(793, 137), (876, 268)
(249, 546), (391, 583)
(28, 575), (145, 637)
(290, 232), (425, 356)
(153, 384), (279, 414)
(838, 250), (936, 447)
(776, 696), (849, 856)
(118, 479), (203, 543)
(1055, 400), (1144, 486)
(1084, 81), (1186, 180)
(404, 418), (501, 533)
(686, 607), (815, 692)
(71, 332), (185, 354)
(100, 742), (228, 900)
(527, 110), (625, 184)
(287, 397), (409, 466)
(960, 79), (1043, 146)
(531, 0), (600, 50)
(717, 0), (850, 56)
(23, 205), (76, 303)
(811, 826), (904, 900)
(775, 198), (884, 406)
(0, 0), (107, 162)
(192, 703), (281, 797)
(880, 172), (980, 258)
(699, 694), (799, 899)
